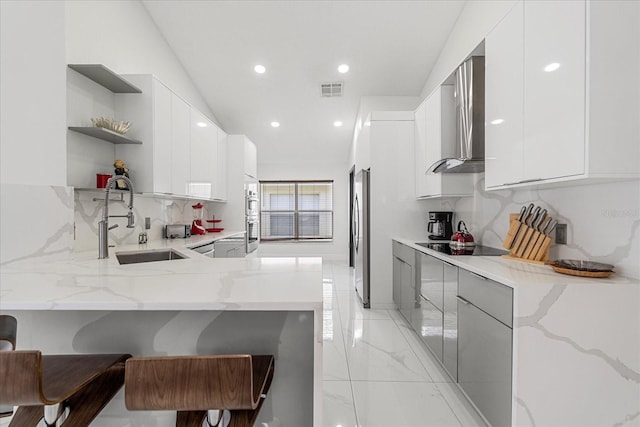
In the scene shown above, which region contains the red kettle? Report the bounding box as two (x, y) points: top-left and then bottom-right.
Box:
(450, 221), (475, 248)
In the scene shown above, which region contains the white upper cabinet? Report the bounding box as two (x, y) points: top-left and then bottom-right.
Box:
(523, 0), (585, 181)
(415, 86), (473, 199)
(244, 137), (258, 179)
(115, 76), (179, 194)
(188, 108), (217, 199)
(115, 75), (229, 200)
(170, 93), (191, 197)
(484, 1), (524, 188)
(485, 0), (640, 190)
(215, 128), (228, 201)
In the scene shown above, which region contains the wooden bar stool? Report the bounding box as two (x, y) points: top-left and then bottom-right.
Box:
(0, 315), (131, 426)
(0, 315), (18, 418)
(125, 354), (275, 427)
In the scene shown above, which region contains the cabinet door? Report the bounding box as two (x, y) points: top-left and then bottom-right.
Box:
(171, 94), (190, 197)
(152, 80), (172, 194)
(418, 253), (443, 311)
(412, 295), (443, 362)
(189, 109), (216, 199)
(393, 255), (414, 323)
(523, 0), (585, 181)
(442, 262), (458, 381)
(244, 138), (257, 179)
(458, 299), (512, 427)
(414, 100), (428, 198)
(485, 1), (524, 188)
(423, 89), (443, 197)
(215, 128), (228, 201)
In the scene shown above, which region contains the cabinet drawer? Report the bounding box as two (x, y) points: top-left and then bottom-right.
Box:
(458, 269), (513, 328)
(392, 241), (416, 265)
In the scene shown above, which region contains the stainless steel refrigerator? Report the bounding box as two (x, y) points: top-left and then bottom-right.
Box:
(353, 169), (370, 308)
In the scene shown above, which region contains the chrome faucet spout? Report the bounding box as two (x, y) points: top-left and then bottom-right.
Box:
(98, 176), (135, 259)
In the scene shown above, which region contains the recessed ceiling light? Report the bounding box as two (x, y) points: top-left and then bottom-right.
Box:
(270, 121), (280, 128)
(338, 64), (349, 74)
(490, 119), (504, 125)
(254, 65), (266, 74)
(196, 122), (207, 128)
(333, 121), (343, 127)
(544, 62), (560, 72)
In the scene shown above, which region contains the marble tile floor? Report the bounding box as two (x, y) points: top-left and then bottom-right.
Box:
(322, 260), (487, 427)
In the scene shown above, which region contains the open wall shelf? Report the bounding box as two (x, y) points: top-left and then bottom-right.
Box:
(68, 64), (142, 93)
(68, 127), (142, 144)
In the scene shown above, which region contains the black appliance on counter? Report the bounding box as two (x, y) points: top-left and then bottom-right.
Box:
(417, 242), (508, 256)
(427, 211), (454, 240)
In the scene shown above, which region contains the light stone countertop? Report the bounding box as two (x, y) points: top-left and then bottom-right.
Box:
(393, 237), (639, 287)
(0, 232), (323, 312)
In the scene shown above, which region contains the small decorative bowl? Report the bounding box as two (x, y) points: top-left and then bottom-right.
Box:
(91, 117), (132, 135)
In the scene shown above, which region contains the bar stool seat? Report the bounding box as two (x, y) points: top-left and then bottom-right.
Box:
(125, 354), (275, 427)
(0, 315), (131, 426)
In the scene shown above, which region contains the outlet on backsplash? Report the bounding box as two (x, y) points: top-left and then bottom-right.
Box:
(555, 224), (567, 245)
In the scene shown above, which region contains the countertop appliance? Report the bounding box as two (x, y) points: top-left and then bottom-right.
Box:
(164, 224), (191, 239)
(427, 211), (454, 240)
(417, 242), (508, 256)
(427, 56), (485, 174)
(353, 169), (370, 307)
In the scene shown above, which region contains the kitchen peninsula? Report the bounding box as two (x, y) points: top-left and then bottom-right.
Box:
(0, 242), (323, 426)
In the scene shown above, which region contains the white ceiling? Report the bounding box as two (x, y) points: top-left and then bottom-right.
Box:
(142, 0), (465, 165)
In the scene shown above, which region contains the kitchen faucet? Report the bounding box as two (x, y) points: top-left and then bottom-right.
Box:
(98, 176), (135, 259)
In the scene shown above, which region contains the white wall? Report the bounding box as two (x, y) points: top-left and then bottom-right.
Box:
(65, 0), (217, 123)
(1, 0), (67, 186)
(256, 162), (349, 260)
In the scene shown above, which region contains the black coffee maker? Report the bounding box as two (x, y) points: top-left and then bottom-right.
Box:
(427, 211), (454, 240)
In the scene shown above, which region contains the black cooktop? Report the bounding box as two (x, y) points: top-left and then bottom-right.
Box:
(416, 242), (508, 256)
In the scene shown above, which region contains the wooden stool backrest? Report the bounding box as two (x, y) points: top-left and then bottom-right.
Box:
(0, 351), (46, 405)
(0, 315), (17, 351)
(125, 355), (259, 411)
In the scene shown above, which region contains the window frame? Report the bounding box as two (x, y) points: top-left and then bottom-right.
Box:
(259, 180), (334, 242)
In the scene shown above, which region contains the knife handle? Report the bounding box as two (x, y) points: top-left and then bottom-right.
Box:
(533, 235), (553, 261)
(515, 227), (536, 257)
(503, 214), (523, 249)
(523, 230), (544, 259)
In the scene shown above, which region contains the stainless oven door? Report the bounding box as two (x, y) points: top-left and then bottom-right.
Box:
(246, 216), (259, 253)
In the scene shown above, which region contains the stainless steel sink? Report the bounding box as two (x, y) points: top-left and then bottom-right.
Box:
(115, 249), (186, 265)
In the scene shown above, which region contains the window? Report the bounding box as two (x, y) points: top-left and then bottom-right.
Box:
(260, 181), (333, 241)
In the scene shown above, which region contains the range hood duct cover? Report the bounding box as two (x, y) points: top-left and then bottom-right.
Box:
(427, 56), (485, 174)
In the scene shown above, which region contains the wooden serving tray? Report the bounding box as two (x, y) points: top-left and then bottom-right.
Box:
(550, 265), (613, 278)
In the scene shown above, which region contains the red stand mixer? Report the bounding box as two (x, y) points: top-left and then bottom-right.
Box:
(190, 203), (207, 235)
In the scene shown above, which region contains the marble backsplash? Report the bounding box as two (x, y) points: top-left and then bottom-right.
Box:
(420, 176), (640, 279)
(0, 184), (74, 265)
(73, 190), (224, 252)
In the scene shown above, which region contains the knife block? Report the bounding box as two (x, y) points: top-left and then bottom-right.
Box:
(502, 213), (550, 265)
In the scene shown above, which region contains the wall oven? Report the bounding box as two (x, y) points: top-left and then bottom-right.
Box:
(245, 180), (259, 254)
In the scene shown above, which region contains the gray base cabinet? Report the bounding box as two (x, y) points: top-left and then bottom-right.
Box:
(458, 269), (513, 427)
(392, 240), (514, 426)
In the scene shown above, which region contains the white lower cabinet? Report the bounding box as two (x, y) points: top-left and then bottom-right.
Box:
(485, 0), (640, 189)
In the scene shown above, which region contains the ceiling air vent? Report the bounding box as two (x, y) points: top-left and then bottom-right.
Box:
(321, 82), (343, 97)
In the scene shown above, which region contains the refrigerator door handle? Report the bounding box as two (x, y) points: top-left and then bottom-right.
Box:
(354, 194), (360, 252)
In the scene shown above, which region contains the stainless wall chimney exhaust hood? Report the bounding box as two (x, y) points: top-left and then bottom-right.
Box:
(427, 56), (485, 174)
